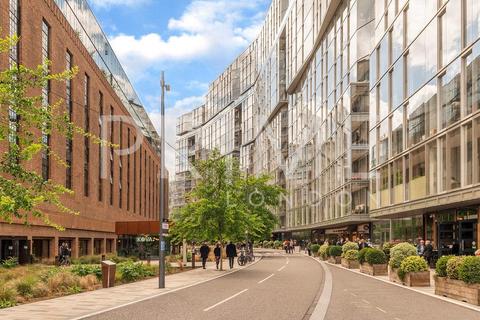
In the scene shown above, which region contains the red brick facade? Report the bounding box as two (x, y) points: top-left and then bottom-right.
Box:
(0, 0), (167, 262)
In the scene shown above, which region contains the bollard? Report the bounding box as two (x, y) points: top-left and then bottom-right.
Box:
(147, 253), (151, 265)
(192, 253), (196, 269)
(101, 260), (116, 288)
(101, 254), (106, 261)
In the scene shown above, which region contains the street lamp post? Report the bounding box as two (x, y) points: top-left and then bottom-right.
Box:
(159, 71), (170, 289)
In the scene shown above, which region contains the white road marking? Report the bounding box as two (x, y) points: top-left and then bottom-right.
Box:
(394, 318), (402, 320)
(309, 261), (333, 320)
(277, 265), (286, 271)
(362, 299), (370, 304)
(376, 307), (387, 314)
(350, 292), (358, 297)
(258, 273), (275, 284)
(203, 289), (248, 312)
(286, 257), (289, 264)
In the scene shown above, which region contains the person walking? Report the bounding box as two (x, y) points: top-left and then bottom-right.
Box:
(199, 242), (210, 269)
(424, 240), (433, 267)
(214, 243), (221, 270)
(417, 239), (425, 257)
(226, 241), (237, 269)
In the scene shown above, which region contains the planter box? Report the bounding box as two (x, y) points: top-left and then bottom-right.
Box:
(328, 256), (342, 264)
(341, 258), (359, 269)
(388, 266), (430, 287)
(360, 263), (387, 276)
(434, 275), (480, 306)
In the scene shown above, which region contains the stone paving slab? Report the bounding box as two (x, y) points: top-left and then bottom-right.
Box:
(0, 259), (253, 320)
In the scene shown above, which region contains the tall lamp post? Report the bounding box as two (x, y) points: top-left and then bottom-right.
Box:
(159, 71), (170, 289)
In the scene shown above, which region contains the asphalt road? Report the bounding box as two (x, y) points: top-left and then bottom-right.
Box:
(86, 252), (324, 320)
(85, 253), (480, 320)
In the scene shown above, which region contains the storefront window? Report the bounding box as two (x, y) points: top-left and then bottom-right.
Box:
(440, 60), (461, 129)
(391, 216), (424, 243)
(372, 220), (390, 246)
(410, 147), (426, 200)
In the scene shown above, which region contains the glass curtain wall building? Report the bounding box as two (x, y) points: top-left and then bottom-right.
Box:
(174, 0), (375, 242)
(369, 0), (480, 254)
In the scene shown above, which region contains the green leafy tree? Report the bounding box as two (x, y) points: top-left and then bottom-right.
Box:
(171, 149), (285, 270)
(0, 35), (105, 229)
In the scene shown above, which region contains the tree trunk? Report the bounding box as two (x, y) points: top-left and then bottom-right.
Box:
(219, 235), (224, 271)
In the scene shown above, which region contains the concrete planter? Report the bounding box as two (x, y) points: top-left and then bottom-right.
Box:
(341, 258), (359, 269)
(434, 275), (480, 306)
(328, 256), (342, 264)
(388, 266), (430, 287)
(360, 262), (387, 276)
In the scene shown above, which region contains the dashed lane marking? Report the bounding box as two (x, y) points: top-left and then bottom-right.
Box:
(258, 274), (275, 284)
(203, 289), (248, 312)
(376, 307), (387, 314)
(362, 299), (370, 304)
(277, 265), (286, 271)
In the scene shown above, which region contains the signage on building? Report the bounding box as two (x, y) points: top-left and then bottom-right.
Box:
(136, 236), (155, 243)
(325, 227), (348, 235)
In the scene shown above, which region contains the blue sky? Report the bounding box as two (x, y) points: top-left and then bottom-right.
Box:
(88, 0), (270, 176)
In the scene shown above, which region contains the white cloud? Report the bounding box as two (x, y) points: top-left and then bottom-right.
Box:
(148, 95), (205, 179)
(109, 0), (267, 77)
(89, 0), (149, 8)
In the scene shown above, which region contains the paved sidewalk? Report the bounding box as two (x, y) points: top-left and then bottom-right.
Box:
(0, 259), (256, 320)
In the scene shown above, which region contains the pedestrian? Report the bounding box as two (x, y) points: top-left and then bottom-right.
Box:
(283, 240), (289, 254)
(199, 242), (210, 269)
(358, 238), (368, 250)
(424, 240), (433, 266)
(226, 241), (237, 269)
(214, 243), (221, 270)
(417, 239), (425, 257)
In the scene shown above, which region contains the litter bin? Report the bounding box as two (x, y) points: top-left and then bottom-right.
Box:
(101, 260), (116, 288)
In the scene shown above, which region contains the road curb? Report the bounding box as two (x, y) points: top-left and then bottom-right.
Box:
(72, 256), (264, 320)
(316, 256), (480, 314)
(305, 255), (332, 320)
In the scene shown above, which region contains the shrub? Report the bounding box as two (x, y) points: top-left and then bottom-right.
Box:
(343, 249), (358, 261)
(15, 276), (37, 297)
(358, 248), (372, 264)
(446, 256), (466, 280)
(342, 242), (359, 256)
(310, 244), (321, 256)
(382, 242), (395, 258)
(71, 264), (102, 280)
(365, 248), (387, 265)
(398, 256), (428, 280)
(1, 257), (18, 269)
(79, 274), (100, 291)
(389, 242), (417, 269)
(458, 256), (480, 284)
(435, 255), (453, 277)
(268, 241), (274, 248)
(32, 282), (49, 298)
(262, 240), (269, 248)
(274, 240), (282, 249)
(47, 271), (81, 294)
(72, 255), (103, 265)
(327, 245), (342, 257)
(118, 262), (154, 283)
(318, 244), (329, 259)
(0, 283), (16, 308)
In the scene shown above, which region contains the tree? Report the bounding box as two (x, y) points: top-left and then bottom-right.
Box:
(171, 149), (285, 270)
(0, 35), (105, 229)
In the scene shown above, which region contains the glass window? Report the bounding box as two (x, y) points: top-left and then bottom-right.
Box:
(441, 0), (461, 66)
(466, 0), (480, 46)
(370, 129), (377, 168)
(370, 85), (378, 125)
(427, 141), (437, 195)
(379, 36), (388, 77)
(440, 60), (461, 129)
(465, 123), (473, 186)
(476, 118), (480, 183)
(410, 147), (426, 200)
(439, 136), (447, 191)
(391, 9), (403, 62)
(406, 0), (437, 45)
(379, 120), (389, 164)
(380, 166), (389, 207)
(407, 79), (437, 146)
(370, 49), (377, 88)
(392, 106), (403, 156)
(391, 59), (404, 109)
(465, 43), (480, 115)
(391, 158), (404, 204)
(448, 128), (461, 190)
(370, 171), (377, 210)
(379, 75), (389, 121)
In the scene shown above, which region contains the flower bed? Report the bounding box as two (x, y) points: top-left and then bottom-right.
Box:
(328, 256), (342, 264)
(341, 249), (359, 269)
(360, 249), (387, 276)
(434, 256), (480, 305)
(341, 258), (359, 269)
(360, 263), (387, 276)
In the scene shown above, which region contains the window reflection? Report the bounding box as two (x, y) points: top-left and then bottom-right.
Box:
(441, 0), (461, 66)
(440, 60), (461, 129)
(407, 80), (437, 146)
(392, 106), (403, 156)
(465, 43), (480, 115)
(410, 147), (426, 200)
(466, 0), (480, 46)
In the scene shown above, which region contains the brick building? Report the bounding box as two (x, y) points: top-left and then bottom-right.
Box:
(0, 0), (167, 263)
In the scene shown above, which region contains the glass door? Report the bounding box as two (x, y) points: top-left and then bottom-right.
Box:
(438, 222), (456, 256)
(459, 220), (477, 255)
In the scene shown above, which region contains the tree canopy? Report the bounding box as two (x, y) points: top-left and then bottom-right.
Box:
(171, 149), (286, 244)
